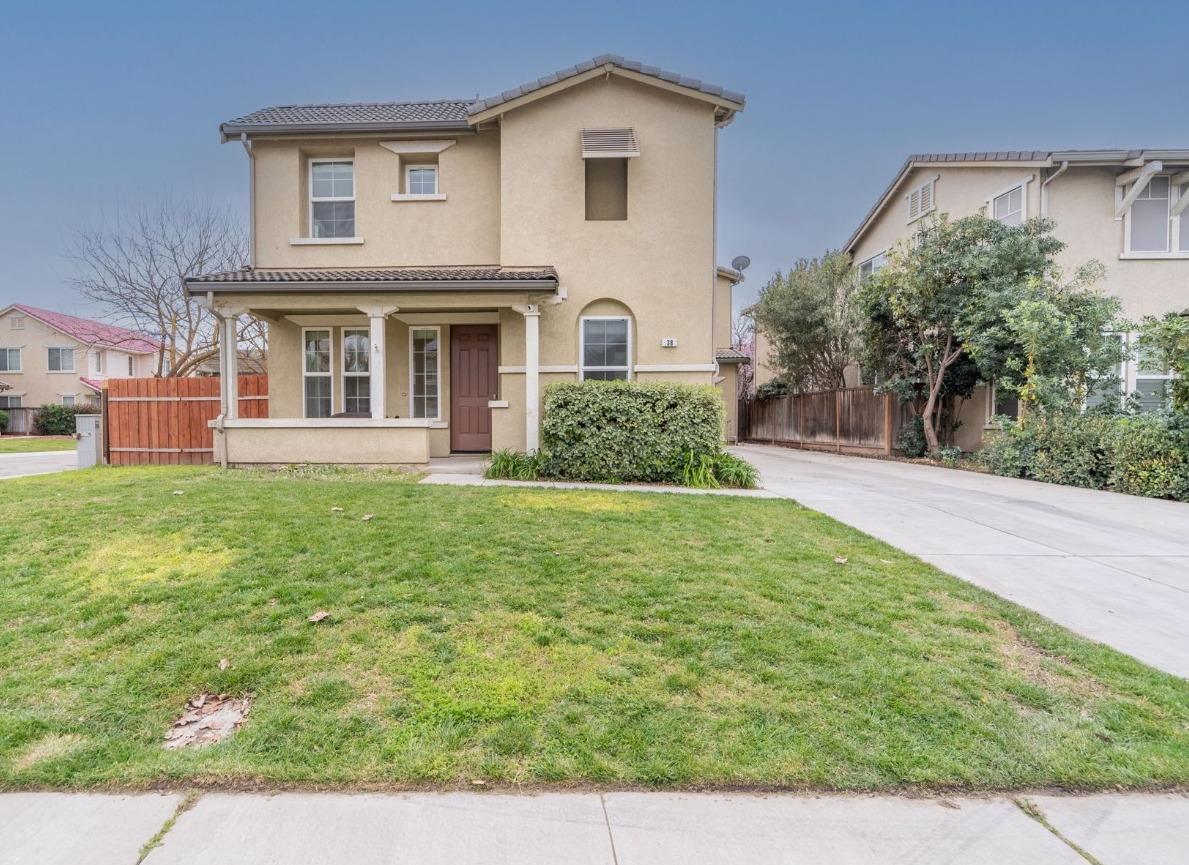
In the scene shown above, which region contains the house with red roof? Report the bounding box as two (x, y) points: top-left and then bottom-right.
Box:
(0, 304), (160, 410)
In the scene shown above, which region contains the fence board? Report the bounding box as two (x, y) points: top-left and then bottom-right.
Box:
(743, 386), (904, 455)
(104, 376), (267, 465)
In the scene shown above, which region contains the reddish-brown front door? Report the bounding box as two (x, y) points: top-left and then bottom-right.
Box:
(450, 324), (498, 452)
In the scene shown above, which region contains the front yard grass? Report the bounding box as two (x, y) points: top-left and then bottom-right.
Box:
(1, 466), (1186, 791)
(0, 436), (75, 453)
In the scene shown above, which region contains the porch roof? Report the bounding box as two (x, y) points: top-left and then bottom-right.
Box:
(185, 266), (558, 294)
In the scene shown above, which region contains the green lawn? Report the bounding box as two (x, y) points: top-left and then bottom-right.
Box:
(1, 466), (1186, 791)
(0, 436), (75, 453)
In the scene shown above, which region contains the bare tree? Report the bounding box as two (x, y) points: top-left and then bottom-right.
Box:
(732, 314), (755, 397)
(71, 201), (264, 377)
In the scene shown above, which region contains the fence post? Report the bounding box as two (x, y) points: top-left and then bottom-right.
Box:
(100, 386), (111, 465)
(883, 393), (894, 456)
(835, 390), (842, 453)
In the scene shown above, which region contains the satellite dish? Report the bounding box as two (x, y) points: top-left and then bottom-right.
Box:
(730, 255), (751, 272)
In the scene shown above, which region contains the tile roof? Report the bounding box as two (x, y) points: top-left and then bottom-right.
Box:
(80, 377), (103, 392)
(715, 348), (751, 363)
(7, 304), (160, 353)
(186, 266), (558, 291)
(907, 151), (1053, 163)
(220, 100), (472, 137)
(469, 54), (745, 116)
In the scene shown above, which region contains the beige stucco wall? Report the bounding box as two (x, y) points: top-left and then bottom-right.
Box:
(498, 75), (718, 374)
(251, 132), (501, 268)
(752, 326), (777, 387)
(216, 424), (430, 464)
(0, 309), (154, 409)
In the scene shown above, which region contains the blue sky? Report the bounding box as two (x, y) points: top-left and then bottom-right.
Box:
(1, 0), (1184, 317)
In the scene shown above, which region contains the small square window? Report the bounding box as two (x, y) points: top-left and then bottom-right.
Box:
(580, 318), (630, 379)
(407, 166), (438, 195)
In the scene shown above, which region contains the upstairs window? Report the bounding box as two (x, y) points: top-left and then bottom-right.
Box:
(127, 356), (134, 376)
(992, 186), (1024, 226)
(47, 347), (74, 372)
(406, 165), (438, 196)
(92, 350), (103, 374)
(1128, 176), (1171, 252)
(582, 128), (636, 222)
(342, 329), (371, 415)
(907, 177), (936, 223)
(309, 160), (355, 238)
(580, 317), (631, 380)
(0, 347), (20, 372)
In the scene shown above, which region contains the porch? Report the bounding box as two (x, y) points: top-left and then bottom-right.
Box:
(188, 266), (560, 466)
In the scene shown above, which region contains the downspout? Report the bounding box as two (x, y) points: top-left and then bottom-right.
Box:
(241, 133), (255, 268)
(1041, 161), (1069, 217)
(711, 122), (720, 380)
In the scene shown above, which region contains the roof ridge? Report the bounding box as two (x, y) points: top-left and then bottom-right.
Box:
(258, 97), (471, 111)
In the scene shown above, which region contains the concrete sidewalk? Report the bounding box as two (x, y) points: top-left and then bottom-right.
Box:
(2, 790), (1185, 865)
(734, 444), (1189, 677)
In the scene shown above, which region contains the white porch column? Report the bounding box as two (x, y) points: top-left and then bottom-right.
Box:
(521, 304), (541, 453)
(358, 305), (399, 419)
(215, 307), (245, 420)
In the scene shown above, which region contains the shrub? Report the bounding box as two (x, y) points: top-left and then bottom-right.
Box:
(754, 379), (791, 401)
(485, 449), (545, 481)
(0, 410), (7, 433)
(32, 404), (92, 436)
(896, 416), (927, 458)
(542, 381), (724, 484)
(979, 411), (1189, 501)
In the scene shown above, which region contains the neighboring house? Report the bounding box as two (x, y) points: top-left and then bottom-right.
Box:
(824, 149), (1186, 450)
(185, 54), (747, 464)
(0, 304), (160, 410)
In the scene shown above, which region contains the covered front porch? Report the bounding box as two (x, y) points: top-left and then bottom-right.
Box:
(187, 267), (560, 466)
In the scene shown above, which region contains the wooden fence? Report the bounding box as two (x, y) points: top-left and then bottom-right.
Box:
(0, 407), (38, 435)
(741, 386), (913, 455)
(104, 376), (268, 465)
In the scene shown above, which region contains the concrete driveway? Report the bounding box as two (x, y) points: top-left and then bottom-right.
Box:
(735, 444), (1189, 678)
(0, 449), (76, 480)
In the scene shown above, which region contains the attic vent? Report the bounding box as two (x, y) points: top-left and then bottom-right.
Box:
(581, 128), (640, 159)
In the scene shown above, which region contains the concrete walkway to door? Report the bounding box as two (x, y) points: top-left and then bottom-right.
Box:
(733, 444), (1189, 678)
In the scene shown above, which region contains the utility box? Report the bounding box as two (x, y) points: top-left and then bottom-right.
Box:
(75, 414), (101, 469)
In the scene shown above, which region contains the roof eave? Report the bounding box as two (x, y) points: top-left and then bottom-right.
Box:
(219, 119), (472, 143)
(184, 278), (559, 296)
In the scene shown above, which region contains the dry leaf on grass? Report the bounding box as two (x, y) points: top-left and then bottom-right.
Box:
(330, 506), (344, 514)
(361, 514), (374, 522)
(834, 556), (849, 565)
(172, 490), (184, 496)
(164, 693), (252, 750)
(308, 610), (330, 623)
(218, 658), (230, 670)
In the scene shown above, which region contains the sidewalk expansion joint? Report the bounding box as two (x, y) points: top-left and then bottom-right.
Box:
(1012, 796), (1103, 865)
(599, 793), (621, 865)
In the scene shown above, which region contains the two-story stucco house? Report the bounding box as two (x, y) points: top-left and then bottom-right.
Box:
(185, 55), (747, 465)
(751, 150), (1187, 450)
(0, 304), (159, 413)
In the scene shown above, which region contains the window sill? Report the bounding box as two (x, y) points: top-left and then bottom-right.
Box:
(906, 207), (936, 226)
(391, 193), (447, 202)
(289, 237), (365, 246)
(1119, 252), (1189, 260)
(47, 370), (77, 375)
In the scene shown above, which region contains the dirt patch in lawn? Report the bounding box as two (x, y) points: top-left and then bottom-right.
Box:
(990, 619), (1108, 702)
(164, 693), (252, 750)
(12, 733), (83, 771)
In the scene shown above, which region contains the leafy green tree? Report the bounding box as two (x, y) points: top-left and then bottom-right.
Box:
(859, 215), (1117, 453)
(1138, 311), (1189, 412)
(753, 252), (859, 392)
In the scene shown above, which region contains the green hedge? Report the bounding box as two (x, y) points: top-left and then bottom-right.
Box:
(541, 380), (726, 484)
(32, 404), (92, 436)
(0, 410), (8, 433)
(979, 411), (1189, 501)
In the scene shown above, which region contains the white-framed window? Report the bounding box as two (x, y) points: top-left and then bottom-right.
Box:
(61, 394), (76, 407)
(992, 188), (1023, 225)
(91, 350), (103, 374)
(580, 316), (631, 380)
(406, 164), (438, 196)
(409, 327), (440, 419)
(858, 251), (888, 281)
(0, 395), (21, 408)
(47, 347), (75, 372)
(127, 356), (134, 376)
(0, 347), (20, 372)
(302, 328), (333, 418)
(1133, 333), (1175, 412)
(906, 176), (937, 223)
(309, 159), (356, 239)
(342, 328), (371, 415)
(1085, 332), (1127, 411)
(986, 382), (1020, 425)
(10, 315), (24, 330)
(1127, 175), (1172, 253)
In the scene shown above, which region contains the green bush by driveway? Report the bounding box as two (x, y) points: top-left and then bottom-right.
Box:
(1, 466), (1186, 791)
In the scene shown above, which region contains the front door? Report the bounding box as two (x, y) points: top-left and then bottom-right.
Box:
(450, 324), (498, 452)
